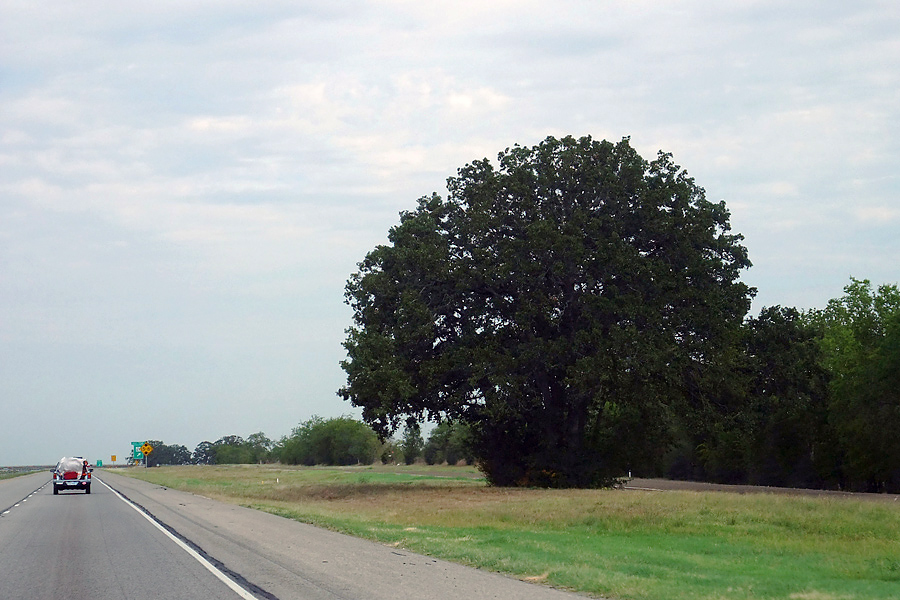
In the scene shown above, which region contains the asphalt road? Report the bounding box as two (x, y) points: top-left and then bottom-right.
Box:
(0, 472), (248, 599)
(0, 471), (587, 600)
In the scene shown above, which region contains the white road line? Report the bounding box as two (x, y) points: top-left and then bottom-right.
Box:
(97, 479), (257, 600)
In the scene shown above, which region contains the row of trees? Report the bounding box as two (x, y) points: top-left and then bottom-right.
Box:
(146, 275), (896, 492)
(142, 416), (473, 468)
(144, 433), (274, 467)
(339, 135), (900, 492)
(668, 279), (899, 492)
(394, 421), (475, 466)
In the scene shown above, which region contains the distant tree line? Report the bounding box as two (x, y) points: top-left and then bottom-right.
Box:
(145, 432), (274, 467)
(671, 278), (900, 493)
(142, 416), (477, 469)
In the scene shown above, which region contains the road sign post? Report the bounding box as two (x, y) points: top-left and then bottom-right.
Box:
(140, 443), (154, 467)
(132, 442), (144, 463)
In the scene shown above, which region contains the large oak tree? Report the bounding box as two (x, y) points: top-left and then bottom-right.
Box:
(340, 136), (753, 486)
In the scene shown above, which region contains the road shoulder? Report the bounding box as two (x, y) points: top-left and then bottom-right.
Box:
(99, 471), (588, 600)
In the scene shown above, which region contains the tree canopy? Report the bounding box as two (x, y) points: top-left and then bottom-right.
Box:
(677, 305), (831, 487)
(145, 441), (192, 467)
(809, 278), (900, 491)
(423, 421), (475, 466)
(278, 415), (380, 466)
(340, 135), (753, 487)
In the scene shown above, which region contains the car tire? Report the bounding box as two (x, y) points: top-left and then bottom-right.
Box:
(53, 485), (59, 495)
(85, 485), (91, 494)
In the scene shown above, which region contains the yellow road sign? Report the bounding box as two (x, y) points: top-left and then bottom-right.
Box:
(140, 443), (154, 455)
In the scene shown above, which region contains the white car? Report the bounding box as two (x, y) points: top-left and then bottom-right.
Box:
(51, 457), (92, 494)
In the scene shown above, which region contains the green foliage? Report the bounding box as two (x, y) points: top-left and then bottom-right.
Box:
(192, 441), (215, 465)
(399, 423), (424, 465)
(190, 433), (276, 465)
(278, 415), (379, 466)
(662, 279), (900, 494)
(741, 306), (832, 487)
(676, 306), (832, 487)
(340, 135), (753, 487)
(144, 440), (192, 467)
(809, 278), (900, 492)
(213, 436), (251, 464)
(424, 421), (475, 465)
(379, 439), (401, 464)
(136, 277), (900, 492)
(246, 432), (275, 462)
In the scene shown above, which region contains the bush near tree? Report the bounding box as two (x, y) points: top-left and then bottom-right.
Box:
(379, 439), (401, 464)
(203, 433), (275, 465)
(278, 415), (380, 466)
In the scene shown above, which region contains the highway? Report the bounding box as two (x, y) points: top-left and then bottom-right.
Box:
(0, 471), (585, 600)
(0, 472), (246, 599)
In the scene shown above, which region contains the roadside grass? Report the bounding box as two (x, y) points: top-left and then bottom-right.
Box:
(120, 464), (900, 600)
(0, 470), (40, 480)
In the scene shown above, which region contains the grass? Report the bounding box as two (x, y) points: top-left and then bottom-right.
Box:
(119, 464), (900, 600)
(0, 469), (40, 480)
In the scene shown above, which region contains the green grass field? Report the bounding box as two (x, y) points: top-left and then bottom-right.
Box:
(120, 464), (900, 600)
(0, 469), (40, 481)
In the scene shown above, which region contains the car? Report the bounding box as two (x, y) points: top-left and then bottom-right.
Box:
(51, 457), (92, 494)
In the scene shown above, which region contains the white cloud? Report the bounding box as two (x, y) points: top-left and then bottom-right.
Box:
(446, 87), (509, 112)
(188, 115), (254, 134)
(854, 205), (900, 223)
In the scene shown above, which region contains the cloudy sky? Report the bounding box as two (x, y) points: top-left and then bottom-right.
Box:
(2, 1), (898, 466)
